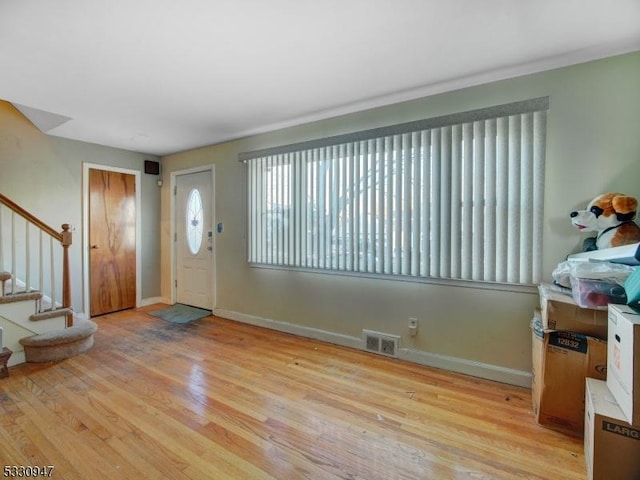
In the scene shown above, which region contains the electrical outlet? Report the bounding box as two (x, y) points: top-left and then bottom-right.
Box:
(408, 317), (418, 337)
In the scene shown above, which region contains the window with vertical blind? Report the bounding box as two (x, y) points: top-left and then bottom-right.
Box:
(240, 97), (548, 287)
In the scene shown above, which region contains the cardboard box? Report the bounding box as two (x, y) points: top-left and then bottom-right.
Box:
(538, 283), (608, 339)
(607, 304), (640, 425)
(584, 378), (640, 480)
(531, 314), (607, 436)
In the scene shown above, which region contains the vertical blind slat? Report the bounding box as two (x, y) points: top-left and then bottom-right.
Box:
(294, 151), (302, 267)
(402, 133), (412, 276)
(532, 111), (547, 284)
(280, 153), (284, 264)
(256, 159), (262, 263)
(307, 150), (315, 268)
(362, 140), (370, 272)
(472, 121), (485, 281)
(450, 125), (462, 279)
(420, 130), (431, 278)
(317, 149), (324, 268)
(315, 149), (323, 268)
(266, 156), (272, 264)
(495, 117), (509, 283)
(461, 123), (473, 279)
(430, 129), (441, 278)
(410, 132), (421, 277)
(439, 127), (452, 279)
(248, 159), (253, 262)
(384, 137), (393, 274)
(484, 119), (497, 282)
(352, 142), (360, 272)
(301, 151), (308, 267)
(520, 114), (534, 283)
(376, 138), (384, 273)
(507, 116), (521, 284)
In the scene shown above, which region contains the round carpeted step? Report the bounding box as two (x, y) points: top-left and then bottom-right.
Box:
(19, 319), (98, 363)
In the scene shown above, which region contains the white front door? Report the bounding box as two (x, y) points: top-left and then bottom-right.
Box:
(175, 170), (214, 310)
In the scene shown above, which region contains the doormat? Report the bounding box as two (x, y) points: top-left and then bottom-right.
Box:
(149, 304), (211, 324)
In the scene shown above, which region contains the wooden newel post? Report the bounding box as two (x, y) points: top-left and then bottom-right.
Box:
(61, 224), (73, 328)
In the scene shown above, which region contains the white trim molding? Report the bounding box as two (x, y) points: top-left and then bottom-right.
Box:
(397, 348), (531, 388)
(214, 308), (362, 350)
(140, 296), (172, 307)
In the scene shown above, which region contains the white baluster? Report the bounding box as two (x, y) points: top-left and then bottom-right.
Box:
(50, 237), (56, 311)
(11, 212), (16, 294)
(39, 230), (44, 301)
(25, 220), (31, 292)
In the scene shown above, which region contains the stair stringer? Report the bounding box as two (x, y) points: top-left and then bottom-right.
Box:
(0, 316), (31, 366)
(0, 300), (67, 366)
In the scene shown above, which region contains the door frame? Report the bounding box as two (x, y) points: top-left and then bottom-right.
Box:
(82, 162), (142, 318)
(170, 165), (216, 308)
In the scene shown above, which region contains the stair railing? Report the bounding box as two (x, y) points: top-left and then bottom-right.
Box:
(0, 194), (73, 327)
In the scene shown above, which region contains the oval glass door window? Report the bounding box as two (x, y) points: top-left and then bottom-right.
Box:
(186, 188), (204, 254)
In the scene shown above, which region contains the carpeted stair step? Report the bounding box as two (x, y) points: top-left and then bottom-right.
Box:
(0, 291), (42, 304)
(19, 319), (98, 363)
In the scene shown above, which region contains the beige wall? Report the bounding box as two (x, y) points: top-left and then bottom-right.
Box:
(161, 51), (640, 386)
(0, 102), (162, 313)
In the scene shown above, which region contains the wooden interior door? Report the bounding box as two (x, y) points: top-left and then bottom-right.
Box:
(89, 168), (136, 316)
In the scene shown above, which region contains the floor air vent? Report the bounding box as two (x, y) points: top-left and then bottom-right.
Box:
(363, 330), (399, 358)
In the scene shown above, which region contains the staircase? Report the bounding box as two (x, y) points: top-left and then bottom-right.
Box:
(0, 194), (97, 367)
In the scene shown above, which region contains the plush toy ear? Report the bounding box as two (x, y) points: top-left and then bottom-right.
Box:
(612, 194), (638, 221)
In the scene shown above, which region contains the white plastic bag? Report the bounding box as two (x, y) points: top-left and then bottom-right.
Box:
(552, 259), (636, 309)
(552, 260), (635, 289)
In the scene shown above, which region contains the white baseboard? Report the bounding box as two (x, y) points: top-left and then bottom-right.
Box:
(140, 297), (171, 307)
(214, 309), (362, 350)
(397, 348), (531, 388)
(213, 308), (531, 388)
(69, 297), (170, 321)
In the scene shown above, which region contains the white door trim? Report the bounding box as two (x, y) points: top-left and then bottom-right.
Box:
(170, 165), (216, 308)
(82, 162), (142, 318)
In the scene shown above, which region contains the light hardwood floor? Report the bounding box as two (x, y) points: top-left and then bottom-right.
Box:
(1, 306), (585, 479)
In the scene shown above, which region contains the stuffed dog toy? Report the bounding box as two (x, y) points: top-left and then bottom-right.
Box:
(570, 192), (640, 251)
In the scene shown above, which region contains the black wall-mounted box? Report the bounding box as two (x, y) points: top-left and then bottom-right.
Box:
(144, 160), (160, 175)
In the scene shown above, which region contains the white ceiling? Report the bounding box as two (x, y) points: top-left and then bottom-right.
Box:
(1, 0), (639, 156)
